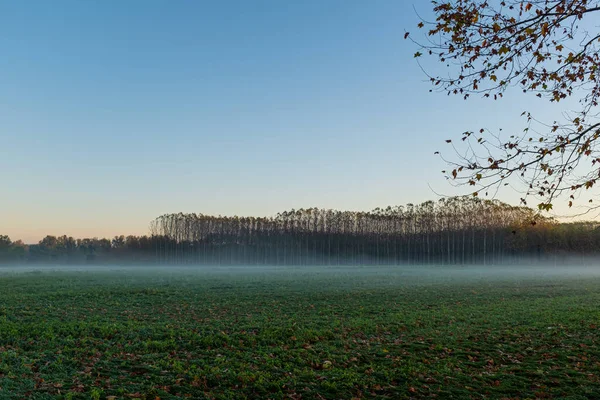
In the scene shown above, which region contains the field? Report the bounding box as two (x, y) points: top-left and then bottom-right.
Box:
(0, 265), (599, 399)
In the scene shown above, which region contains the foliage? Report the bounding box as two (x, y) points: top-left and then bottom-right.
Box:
(409, 0), (600, 209)
(0, 270), (598, 399)
(150, 197), (548, 265)
(0, 236), (26, 263)
(6, 197), (600, 266)
(23, 235), (162, 265)
(3, 197), (555, 266)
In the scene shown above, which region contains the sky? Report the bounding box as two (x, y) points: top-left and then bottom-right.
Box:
(0, 1), (587, 243)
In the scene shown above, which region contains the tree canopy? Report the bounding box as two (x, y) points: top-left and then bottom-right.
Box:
(408, 0), (600, 211)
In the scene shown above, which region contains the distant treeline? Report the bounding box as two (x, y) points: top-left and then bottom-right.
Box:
(2, 197), (600, 266)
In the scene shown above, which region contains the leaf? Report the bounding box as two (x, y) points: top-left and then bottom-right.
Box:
(414, 51), (423, 58)
(404, 32), (410, 39)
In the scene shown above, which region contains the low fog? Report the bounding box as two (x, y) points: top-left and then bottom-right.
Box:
(2, 260), (600, 288)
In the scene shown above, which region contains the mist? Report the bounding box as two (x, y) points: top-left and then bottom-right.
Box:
(3, 260), (600, 289)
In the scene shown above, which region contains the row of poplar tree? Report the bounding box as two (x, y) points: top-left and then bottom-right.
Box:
(148, 197), (552, 266)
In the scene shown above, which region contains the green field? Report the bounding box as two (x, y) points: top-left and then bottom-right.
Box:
(0, 266), (599, 399)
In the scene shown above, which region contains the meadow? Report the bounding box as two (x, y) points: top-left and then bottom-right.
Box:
(0, 265), (599, 399)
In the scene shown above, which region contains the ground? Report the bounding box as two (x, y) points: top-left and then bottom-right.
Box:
(0, 265), (599, 399)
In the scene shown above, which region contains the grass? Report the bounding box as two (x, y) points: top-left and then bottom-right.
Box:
(0, 266), (599, 399)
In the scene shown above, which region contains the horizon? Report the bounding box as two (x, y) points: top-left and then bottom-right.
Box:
(2, 1), (595, 244)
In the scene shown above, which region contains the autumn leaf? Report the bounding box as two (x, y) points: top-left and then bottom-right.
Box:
(411, 0), (600, 210)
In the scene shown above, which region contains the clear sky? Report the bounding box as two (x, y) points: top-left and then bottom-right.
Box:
(0, 1), (581, 243)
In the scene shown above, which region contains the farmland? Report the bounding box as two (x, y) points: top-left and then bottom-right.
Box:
(0, 265), (599, 399)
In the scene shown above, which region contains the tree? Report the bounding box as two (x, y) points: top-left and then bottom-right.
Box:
(408, 0), (600, 211)
(0, 235), (11, 249)
(112, 235), (125, 249)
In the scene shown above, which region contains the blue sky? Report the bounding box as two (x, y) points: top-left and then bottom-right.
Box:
(0, 1), (576, 243)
